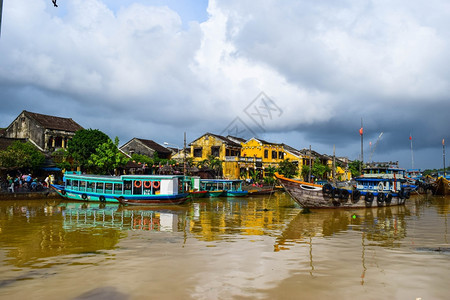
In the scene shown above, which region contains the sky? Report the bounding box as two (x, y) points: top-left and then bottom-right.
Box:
(0, 0), (449, 170)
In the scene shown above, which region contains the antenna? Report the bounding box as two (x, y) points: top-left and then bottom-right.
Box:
(369, 132), (383, 162)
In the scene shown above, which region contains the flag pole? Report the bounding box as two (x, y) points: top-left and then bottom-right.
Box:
(360, 118), (363, 173)
(410, 134), (414, 169)
(0, 0), (4, 37)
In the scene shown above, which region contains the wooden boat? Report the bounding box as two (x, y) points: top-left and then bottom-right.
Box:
(247, 188), (276, 196)
(431, 176), (450, 196)
(199, 179), (248, 197)
(275, 170), (409, 209)
(188, 190), (208, 198)
(51, 172), (189, 205)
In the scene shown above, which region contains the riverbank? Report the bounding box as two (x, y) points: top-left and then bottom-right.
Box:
(0, 190), (59, 200)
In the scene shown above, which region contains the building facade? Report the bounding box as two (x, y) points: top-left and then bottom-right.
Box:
(120, 138), (172, 160)
(3, 110), (83, 152)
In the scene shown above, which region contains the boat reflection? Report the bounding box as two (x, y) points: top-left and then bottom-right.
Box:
(275, 205), (410, 285)
(276, 205), (409, 250)
(59, 202), (189, 232)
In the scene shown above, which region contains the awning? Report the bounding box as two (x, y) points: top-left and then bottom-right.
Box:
(42, 167), (61, 171)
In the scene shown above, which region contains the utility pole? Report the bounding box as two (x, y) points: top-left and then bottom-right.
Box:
(332, 145), (336, 185)
(359, 118), (364, 174)
(308, 145), (312, 183)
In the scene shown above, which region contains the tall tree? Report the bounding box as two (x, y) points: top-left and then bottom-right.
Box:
(88, 137), (129, 175)
(67, 129), (109, 169)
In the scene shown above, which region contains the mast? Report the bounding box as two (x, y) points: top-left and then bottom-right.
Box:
(0, 0), (3, 37)
(360, 118), (364, 173)
(443, 139), (446, 177)
(183, 132), (187, 175)
(410, 133), (414, 169)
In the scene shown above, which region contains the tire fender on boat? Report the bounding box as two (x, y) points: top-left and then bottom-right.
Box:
(339, 189), (349, 202)
(322, 184), (333, 195)
(81, 194), (88, 200)
(61, 190), (66, 196)
(365, 192), (374, 202)
(352, 190), (361, 203)
(385, 193), (393, 204)
(99, 195), (106, 202)
(331, 188), (340, 198)
(377, 192), (385, 203)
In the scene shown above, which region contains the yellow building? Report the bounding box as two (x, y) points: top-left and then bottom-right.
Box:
(189, 133), (241, 178)
(240, 138), (307, 180)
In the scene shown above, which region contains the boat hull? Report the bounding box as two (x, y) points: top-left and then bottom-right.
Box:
(115, 194), (189, 205)
(207, 190), (225, 197)
(275, 174), (407, 209)
(226, 190), (249, 197)
(51, 184), (189, 205)
(188, 190), (208, 198)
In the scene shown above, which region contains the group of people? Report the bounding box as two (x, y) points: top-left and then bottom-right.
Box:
(5, 173), (54, 193)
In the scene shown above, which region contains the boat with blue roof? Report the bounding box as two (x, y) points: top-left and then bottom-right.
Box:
(51, 172), (189, 205)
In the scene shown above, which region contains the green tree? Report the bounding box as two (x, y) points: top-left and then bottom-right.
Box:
(263, 165), (277, 185)
(199, 155), (223, 177)
(301, 165), (311, 181)
(311, 158), (330, 180)
(67, 129), (110, 169)
(277, 159), (298, 178)
(0, 141), (45, 170)
(131, 153), (154, 166)
(51, 148), (72, 170)
(88, 137), (129, 175)
(348, 160), (363, 178)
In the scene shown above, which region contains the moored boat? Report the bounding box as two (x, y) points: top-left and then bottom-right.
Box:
(51, 172), (189, 205)
(431, 176), (450, 196)
(275, 167), (410, 209)
(200, 179), (248, 197)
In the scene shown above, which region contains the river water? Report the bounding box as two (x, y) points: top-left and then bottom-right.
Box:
(0, 192), (448, 299)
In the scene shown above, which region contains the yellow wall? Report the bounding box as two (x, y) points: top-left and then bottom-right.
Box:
(190, 134), (240, 179)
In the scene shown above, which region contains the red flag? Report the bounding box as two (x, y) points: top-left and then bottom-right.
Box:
(409, 135), (412, 140)
(443, 139), (445, 146)
(359, 127), (363, 136)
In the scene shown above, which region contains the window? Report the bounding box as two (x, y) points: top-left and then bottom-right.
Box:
(264, 150), (268, 159)
(272, 151), (277, 159)
(278, 152), (284, 159)
(194, 147), (202, 158)
(211, 146), (220, 157)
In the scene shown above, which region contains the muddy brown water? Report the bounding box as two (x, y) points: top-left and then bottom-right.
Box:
(0, 192), (448, 299)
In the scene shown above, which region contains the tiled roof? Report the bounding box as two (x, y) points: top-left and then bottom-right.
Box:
(23, 110), (83, 132)
(282, 144), (302, 156)
(136, 138), (171, 154)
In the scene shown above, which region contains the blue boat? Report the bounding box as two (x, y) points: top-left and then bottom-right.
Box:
(354, 162), (411, 206)
(51, 172), (189, 205)
(200, 179), (248, 197)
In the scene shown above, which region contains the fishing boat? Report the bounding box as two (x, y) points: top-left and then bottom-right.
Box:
(51, 172), (189, 205)
(200, 179), (248, 197)
(431, 176), (450, 196)
(275, 164), (410, 208)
